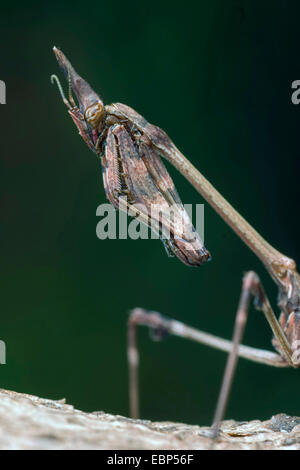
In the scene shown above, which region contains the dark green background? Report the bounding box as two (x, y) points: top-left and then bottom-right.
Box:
(1, 1), (300, 426)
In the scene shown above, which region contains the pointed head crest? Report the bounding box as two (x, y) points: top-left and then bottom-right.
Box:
(51, 47), (105, 129)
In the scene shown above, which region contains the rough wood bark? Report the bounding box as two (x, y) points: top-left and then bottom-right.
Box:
(0, 389), (299, 450)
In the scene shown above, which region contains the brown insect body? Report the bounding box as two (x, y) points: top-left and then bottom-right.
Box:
(52, 47), (210, 267)
(52, 48), (300, 433)
(274, 269), (300, 358)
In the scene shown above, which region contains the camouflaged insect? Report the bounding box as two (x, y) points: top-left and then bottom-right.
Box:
(51, 47), (211, 266)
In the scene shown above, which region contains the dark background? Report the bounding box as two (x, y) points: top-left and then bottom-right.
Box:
(1, 0), (300, 426)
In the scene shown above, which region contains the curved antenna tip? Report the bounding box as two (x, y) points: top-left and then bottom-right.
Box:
(50, 74), (72, 110)
(50, 74), (57, 84)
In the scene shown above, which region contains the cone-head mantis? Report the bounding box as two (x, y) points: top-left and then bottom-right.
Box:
(51, 47), (300, 439)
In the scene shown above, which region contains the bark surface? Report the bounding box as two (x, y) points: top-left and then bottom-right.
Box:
(0, 389), (299, 450)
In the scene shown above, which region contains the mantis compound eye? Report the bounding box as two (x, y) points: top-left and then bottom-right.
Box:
(84, 101), (104, 129)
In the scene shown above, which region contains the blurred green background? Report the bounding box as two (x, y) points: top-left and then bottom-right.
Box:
(1, 0), (300, 426)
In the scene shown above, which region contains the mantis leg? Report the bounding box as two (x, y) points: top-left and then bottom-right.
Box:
(127, 271), (293, 429)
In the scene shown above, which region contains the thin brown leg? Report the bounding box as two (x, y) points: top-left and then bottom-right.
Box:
(127, 272), (293, 424)
(127, 310), (173, 419)
(211, 271), (259, 438)
(127, 312), (140, 419)
(210, 270), (296, 440)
